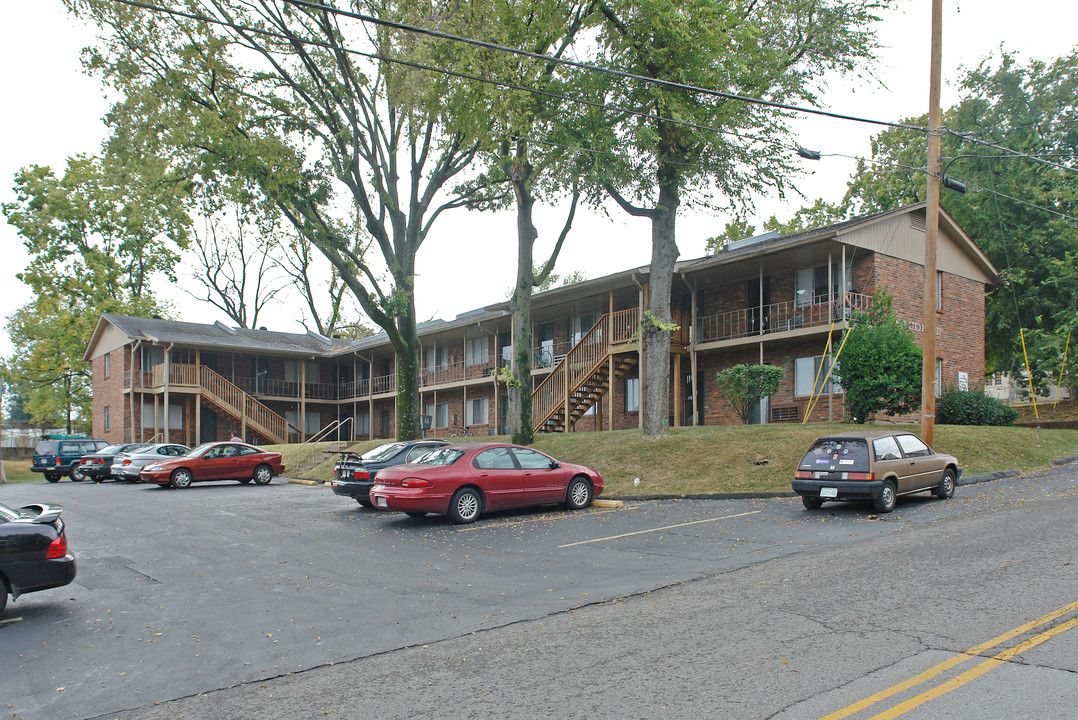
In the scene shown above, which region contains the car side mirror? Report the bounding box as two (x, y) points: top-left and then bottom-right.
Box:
(550, 460), (559, 469)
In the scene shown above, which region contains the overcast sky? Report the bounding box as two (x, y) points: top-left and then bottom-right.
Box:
(1, 0), (1074, 357)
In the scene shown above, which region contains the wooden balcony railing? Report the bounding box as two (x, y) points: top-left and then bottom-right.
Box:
(696, 292), (870, 344)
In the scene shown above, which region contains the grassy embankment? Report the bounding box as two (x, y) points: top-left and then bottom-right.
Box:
(3, 422), (1072, 492)
(264, 423), (1078, 497)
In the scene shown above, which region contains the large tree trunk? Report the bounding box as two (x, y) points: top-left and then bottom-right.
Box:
(642, 161), (681, 438)
(507, 160), (537, 445)
(394, 307), (421, 441)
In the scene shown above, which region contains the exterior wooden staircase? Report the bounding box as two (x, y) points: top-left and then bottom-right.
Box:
(198, 366), (301, 444)
(532, 309), (640, 434)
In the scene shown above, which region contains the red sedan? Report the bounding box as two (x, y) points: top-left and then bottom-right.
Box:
(369, 442), (604, 524)
(139, 442), (285, 489)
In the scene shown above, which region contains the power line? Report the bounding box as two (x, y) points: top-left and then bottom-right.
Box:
(282, 0), (930, 134)
(106, 0), (812, 159)
(948, 131), (1078, 174)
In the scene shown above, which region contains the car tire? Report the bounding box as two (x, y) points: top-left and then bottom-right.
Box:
(0, 578), (7, 617)
(170, 468), (193, 489)
(564, 476), (593, 510)
(802, 495), (824, 510)
(237, 477), (252, 484)
(934, 468), (956, 500)
(70, 465), (86, 482)
(253, 464), (273, 485)
(405, 511), (427, 518)
(874, 480), (897, 513)
(357, 498), (373, 508)
(45, 474), (60, 483)
(448, 487), (482, 525)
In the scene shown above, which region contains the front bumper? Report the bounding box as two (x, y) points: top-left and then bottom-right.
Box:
(792, 479), (884, 502)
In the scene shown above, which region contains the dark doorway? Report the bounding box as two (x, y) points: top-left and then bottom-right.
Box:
(747, 276), (771, 334)
(380, 409), (391, 439)
(200, 407), (218, 444)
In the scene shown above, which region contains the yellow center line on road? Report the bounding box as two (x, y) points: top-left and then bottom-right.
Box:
(820, 599), (1078, 720)
(867, 615), (1078, 720)
(557, 510), (762, 548)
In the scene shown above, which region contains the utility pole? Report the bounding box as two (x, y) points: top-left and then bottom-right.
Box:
(921, 0), (943, 446)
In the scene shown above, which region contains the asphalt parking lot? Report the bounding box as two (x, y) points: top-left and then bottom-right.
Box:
(0, 472), (1069, 719)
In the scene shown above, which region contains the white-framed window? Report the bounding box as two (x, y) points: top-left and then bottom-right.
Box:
(625, 377), (640, 412)
(425, 403), (449, 428)
(465, 397), (489, 425)
(795, 356), (841, 397)
(795, 261), (853, 307)
(424, 346), (447, 372)
(305, 412), (321, 435)
(937, 271), (943, 310)
(104, 405), (111, 431)
(935, 358), (943, 397)
(355, 412), (370, 435)
(465, 337), (488, 367)
(103, 353), (111, 379)
(573, 313), (596, 344)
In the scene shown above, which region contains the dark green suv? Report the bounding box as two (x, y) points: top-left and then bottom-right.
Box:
(31, 437), (109, 482)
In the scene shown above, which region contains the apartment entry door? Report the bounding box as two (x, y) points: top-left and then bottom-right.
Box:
(747, 277), (771, 334)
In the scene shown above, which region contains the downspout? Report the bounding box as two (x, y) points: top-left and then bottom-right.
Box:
(131, 339), (141, 442)
(632, 272), (645, 429)
(679, 272), (698, 426)
(163, 343), (173, 441)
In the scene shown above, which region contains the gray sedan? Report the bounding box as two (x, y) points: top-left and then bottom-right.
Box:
(113, 444), (191, 482)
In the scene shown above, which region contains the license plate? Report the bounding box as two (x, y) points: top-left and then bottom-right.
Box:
(375, 496), (387, 508)
(820, 487), (838, 498)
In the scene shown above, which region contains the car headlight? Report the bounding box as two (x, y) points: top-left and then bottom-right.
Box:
(144, 465), (161, 472)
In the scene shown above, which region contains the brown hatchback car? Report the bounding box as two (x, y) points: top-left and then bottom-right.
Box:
(792, 430), (961, 513)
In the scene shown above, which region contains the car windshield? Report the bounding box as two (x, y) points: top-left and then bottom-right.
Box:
(34, 440), (58, 455)
(800, 438), (870, 472)
(189, 443), (216, 458)
(414, 448), (463, 466)
(362, 443), (405, 462)
(100, 444), (129, 455)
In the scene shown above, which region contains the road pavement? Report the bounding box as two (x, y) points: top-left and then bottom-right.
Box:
(1, 464), (1075, 719)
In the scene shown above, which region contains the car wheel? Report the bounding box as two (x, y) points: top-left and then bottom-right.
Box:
(46, 474), (60, 483)
(448, 487), (482, 525)
(253, 464), (273, 485)
(357, 498), (373, 508)
(404, 511), (427, 518)
(802, 495), (824, 510)
(874, 480), (897, 513)
(564, 476), (593, 510)
(170, 468), (193, 489)
(934, 468), (956, 500)
(0, 579), (7, 617)
(70, 465), (86, 482)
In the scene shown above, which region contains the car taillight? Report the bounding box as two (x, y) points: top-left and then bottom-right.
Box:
(56, 456), (62, 464)
(845, 472), (875, 481)
(46, 533), (68, 559)
(794, 470), (814, 479)
(121, 459), (131, 466)
(400, 478), (433, 488)
(353, 469), (370, 480)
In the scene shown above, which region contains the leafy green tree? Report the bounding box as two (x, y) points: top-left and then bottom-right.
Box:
(715, 364), (784, 424)
(68, 0), (488, 440)
(837, 50), (1078, 395)
(838, 290), (922, 422)
(588, 0), (893, 437)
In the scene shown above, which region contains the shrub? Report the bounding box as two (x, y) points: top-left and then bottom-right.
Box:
(936, 386), (1018, 426)
(715, 364), (785, 424)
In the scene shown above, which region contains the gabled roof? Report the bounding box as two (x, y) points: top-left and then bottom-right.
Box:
(83, 313), (354, 361)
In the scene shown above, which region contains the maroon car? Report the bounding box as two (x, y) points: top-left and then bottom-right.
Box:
(139, 442), (285, 488)
(369, 442), (604, 524)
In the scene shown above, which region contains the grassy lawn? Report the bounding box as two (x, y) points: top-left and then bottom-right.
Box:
(265, 423), (1078, 498)
(1, 459), (37, 483)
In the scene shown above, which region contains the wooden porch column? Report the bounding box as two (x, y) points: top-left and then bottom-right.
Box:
(673, 353), (683, 427)
(690, 280), (698, 425)
(300, 359), (308, 441)
(163, 343), (172, 441)
(195, 349), (201, 444)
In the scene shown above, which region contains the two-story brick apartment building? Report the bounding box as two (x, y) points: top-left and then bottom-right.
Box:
(83, 203), (1001, 445)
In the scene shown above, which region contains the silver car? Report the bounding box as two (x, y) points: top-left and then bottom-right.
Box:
(113, 444), (191, 482)
(793, 430), (961, 513)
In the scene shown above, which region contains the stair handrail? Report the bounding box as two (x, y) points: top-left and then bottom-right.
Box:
(291, 417), (353, 474)
(199, 365), (289, 444)
(532, 314), (612, 431)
